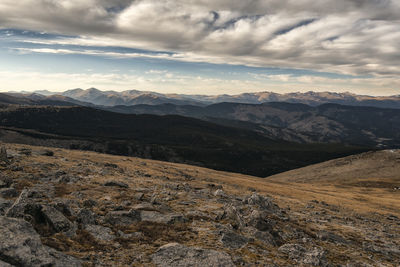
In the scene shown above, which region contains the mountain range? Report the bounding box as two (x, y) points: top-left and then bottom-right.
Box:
(2, 89), (400, 149)
(6, 88), (400, 108)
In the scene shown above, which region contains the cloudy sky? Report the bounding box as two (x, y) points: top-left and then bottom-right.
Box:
(0, 0), (399, 95)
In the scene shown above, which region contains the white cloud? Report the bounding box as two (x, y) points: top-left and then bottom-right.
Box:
(0, 0), (399, 83)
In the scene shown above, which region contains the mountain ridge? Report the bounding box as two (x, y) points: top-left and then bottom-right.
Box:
(6, 88), (400, 108)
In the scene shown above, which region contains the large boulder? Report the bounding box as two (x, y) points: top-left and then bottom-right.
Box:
(152, 243), (234, 267)
(0, 216), (81, 266)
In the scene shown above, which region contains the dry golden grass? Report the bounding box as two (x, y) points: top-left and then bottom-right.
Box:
(3, 143), (399, 266)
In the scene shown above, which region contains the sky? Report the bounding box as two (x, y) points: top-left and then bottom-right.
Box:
(0, 0), (399, 96)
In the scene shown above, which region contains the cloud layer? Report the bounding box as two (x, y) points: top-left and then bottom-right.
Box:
(1, 0), (399, 78)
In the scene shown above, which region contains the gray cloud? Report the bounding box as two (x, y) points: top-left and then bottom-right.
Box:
(0, 0), (399, 76)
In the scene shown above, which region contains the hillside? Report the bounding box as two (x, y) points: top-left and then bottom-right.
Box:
(0, 144), (398, 266)
(267, 149), (400, 183)
(0, 93), (83, 107)
(0, 106), (367, 177)
(105, 102), (400, 147)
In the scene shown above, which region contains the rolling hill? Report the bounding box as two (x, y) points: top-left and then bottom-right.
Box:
(104, 102), (400, 148)
(0, 105), (367, 177)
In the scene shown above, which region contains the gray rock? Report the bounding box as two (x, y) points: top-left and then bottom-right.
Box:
(219, 231), (249, 249)
(0, 198), (13, 215)
(77, 208), (97, 225)
(54, 200), (75, 217)
(104, 181), (129, 188)
(141, 211), (187, 224)
(317, 230), (348, 244)
(85, 224), (115, 241)
(39, 150), (54, 156)
(246, 210), (273, 232)
(133, 203), (159, 211)
(134, 192), (144, 201)
(279, 243), (327, 266)
(83, 199), (97, 208)
(223, 204), (245, 228)
(5, 189), (30, 218)
(0, 259), (13, 266)
(248, 228), (277, 246)
(152, 243), (234, 267)
(0, 176), (12, 189)
(0, 216), (81, 266)
(104, 209), (141, 225)
(0, 188), (18, 198)
(213, 189), (227, 198)
(0, 146), (8, 163)
(41, 205), (74, 233)
(244, 193), (280, 213)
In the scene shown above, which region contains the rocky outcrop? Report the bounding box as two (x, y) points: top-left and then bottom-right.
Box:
(0, 216), (81, 266)
(151, 243), (234, 267)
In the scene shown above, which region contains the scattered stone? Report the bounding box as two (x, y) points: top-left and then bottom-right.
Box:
(77, 208), (97, 225)
(104, 209), (141, 225)
(244, 193), (279, 213)
(133, 203), (159, 211)
(54, 200), (75, 217)
(0, 187), (18, 198)
(0, 198), (13, 215)
(250, 229), (277, 246)
(0, 176), (12, 188)
(18, 148), (32, 156)
(213, 189), (227, 198)
(0, 216), (81, 266)
(5, 189), (30, 218)
(152, 243), (235, 267)
(279, 243), (327, 266)
(0, 146), (8, 163)
(104, 163), (119, 168)
(104, 181), (129, 188)
(223, 204), (245, 228)
(317, 230), (348, 244)
(134, 192), (144, 201)
(82, 199), (96, 209)
(141, 211), (187, 224)
(246, 210), (273, 232)
(85, 224), (115, 241)
(39, 150), (54, 156)
(40, 205), (74, 233)
(219, 230), (249, 249)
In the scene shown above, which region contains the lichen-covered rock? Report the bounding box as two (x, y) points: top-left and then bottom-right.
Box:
(244, 193), (280, 213)
(219, 230), (249, 249)
(246, 210), (274, 232)
(77, 208), (97, 225)
(85, 224), (115, 241)
(0, 187), (18, 198)
(279, 243), (327, 266)
(104, 180), (129, 188)
(104, 209), (141, 225)
(152, 243), (234, 267)
(0, 198), (13, 215)
(40, 205), (74, 233)
(0, 216), (81, 266)
(140, 211), (187, 224)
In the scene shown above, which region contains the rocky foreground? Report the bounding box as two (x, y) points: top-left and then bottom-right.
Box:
(0, 144), (399, 266)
